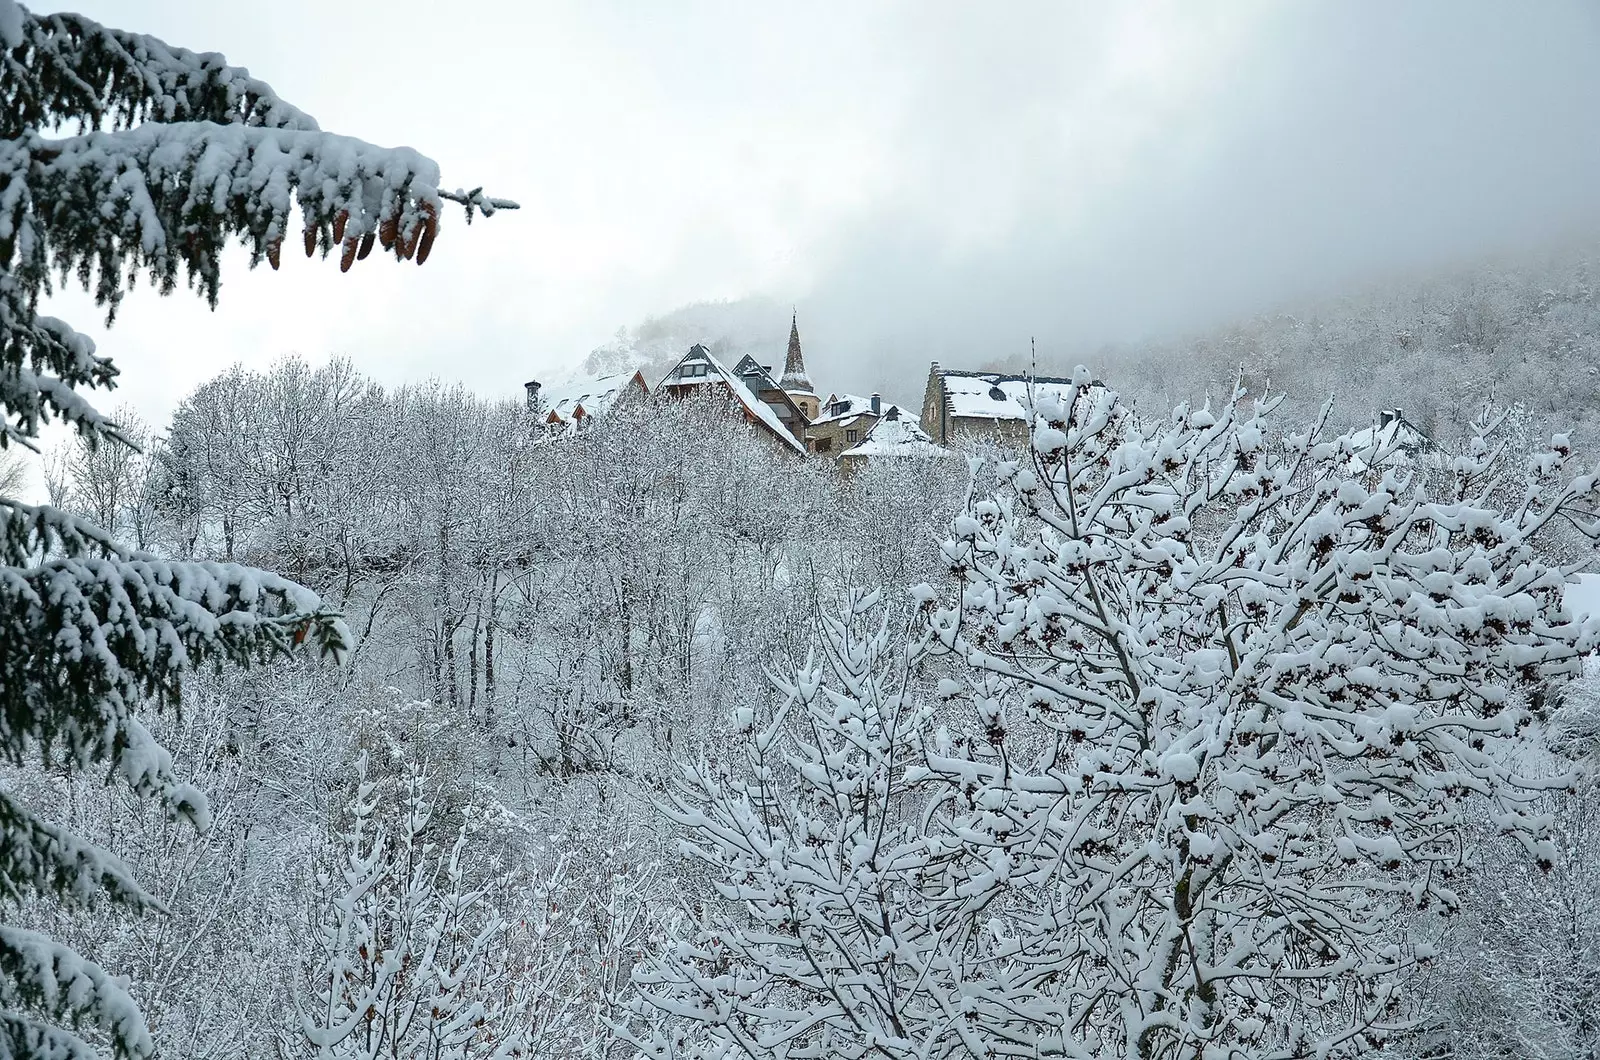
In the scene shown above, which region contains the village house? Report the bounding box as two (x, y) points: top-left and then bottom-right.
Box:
(526, 323), (1051, 470)
(654, 343), (808, 454)
(523, 370), (649, 432)
(807, 392), (897, 455)
(1346, 408), (1441, 475)
(919, 363), (1089, 448)
(836, 406), (955, 473)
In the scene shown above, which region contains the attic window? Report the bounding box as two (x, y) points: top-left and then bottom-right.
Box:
(988, 385), (1007, 401)
(680, 362), (708, 378)
(831, 401), (849, 417)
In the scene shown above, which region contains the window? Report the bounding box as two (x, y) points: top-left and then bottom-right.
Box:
(679, 362), (708, 378)
(846, 429), (859, 444)
(815, 437), (833, 453)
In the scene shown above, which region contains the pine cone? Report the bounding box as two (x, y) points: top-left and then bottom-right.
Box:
(417, 216), (437, 265)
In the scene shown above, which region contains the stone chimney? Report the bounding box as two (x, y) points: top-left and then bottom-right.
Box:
(524, 380), (542, 412)
(870, 392), (881, 415)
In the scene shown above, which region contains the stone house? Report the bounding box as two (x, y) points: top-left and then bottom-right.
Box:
(920, 363), (1089, 448)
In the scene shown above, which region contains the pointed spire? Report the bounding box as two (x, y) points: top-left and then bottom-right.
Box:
(780, 310), (814, 394)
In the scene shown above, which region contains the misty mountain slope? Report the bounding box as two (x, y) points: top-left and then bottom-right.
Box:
(1089, 239), (1600, 453)
(581, 238), (1600, 455)
(578, 296), (795, 387)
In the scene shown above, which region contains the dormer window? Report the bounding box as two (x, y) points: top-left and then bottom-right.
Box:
(679, 362), (708, 378)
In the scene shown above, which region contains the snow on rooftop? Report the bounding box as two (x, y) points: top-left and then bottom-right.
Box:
(660, 347), (806, 454)
(1346, 415), (1437, 473)
(942, 373), (1081, 422)
(813, 394), (898, 428)
(539, 371), (643, 423)
(840, 414), (952, 460)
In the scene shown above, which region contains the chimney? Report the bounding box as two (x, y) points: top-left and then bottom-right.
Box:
(524, 380), (542, 412)
(1379, 409), (1397, 428)
(870, 392), (881, 415)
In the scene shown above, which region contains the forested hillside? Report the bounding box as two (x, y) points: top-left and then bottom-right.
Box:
(13, 338), (1600, 1058)
(19, 358), (965, 1058)
(1093, 239), (1600, 455)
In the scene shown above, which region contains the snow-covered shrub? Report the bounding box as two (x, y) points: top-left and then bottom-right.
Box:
(633, 373), (1600, 1060)
(296, 755), (535, 1060)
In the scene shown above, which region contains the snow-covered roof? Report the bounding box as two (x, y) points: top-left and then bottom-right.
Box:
(658, 346), (807, 454)
(813, 393), (900, 429)
(939, 371), (1083, 422)
(839, 413), (952, 460)
(732, 354), (780, 392)
(780, 315), (816, 395)
(538, 371), (645, 424)
(1346, 413), (1438, 473)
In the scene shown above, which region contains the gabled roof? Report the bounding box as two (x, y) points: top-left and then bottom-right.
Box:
(538, 370), (647, 425)
(1346, 411), (1439, 473)
(732, 354), (781, 392)
(936, 369), (1086, 422)
(840, 409), (952, 460)
(813, 393), (901, 429)
(658, 345), (807, 454)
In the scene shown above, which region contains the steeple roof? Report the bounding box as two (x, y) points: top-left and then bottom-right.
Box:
(779, 312), (815, 395)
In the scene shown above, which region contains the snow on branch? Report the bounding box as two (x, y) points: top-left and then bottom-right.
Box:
(0, 1010), (104, 1060)
(0, 498), (349, 810)
(0, 1), (321, 139)
(0, 925), (153, 1060)
(8, 121), (470, 315)
(0, 789), (153, 913)
(1, 0), (517, 453)
(636, 379), (1600, 1060)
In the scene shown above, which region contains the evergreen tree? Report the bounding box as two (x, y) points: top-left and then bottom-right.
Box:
(0, 4), (513, 1058)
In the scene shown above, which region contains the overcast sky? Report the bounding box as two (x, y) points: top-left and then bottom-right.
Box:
(36, 0), (1600, 421)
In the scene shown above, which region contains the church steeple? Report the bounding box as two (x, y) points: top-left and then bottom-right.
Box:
(778, 310), (819, 424)
(780, 311), (814, 395)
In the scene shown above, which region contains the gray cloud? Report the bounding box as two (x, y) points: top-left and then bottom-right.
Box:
(793, 0), (1600, 401)
(33, 1), (1600, 419)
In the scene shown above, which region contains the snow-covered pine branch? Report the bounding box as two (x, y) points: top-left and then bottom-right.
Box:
(0, 4), (513, 1058)
(0, 0), (516, 446)
(635, 375), (1600, 1060)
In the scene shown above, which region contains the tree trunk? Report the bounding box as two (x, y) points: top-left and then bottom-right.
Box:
(483, 567), (498, 728)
